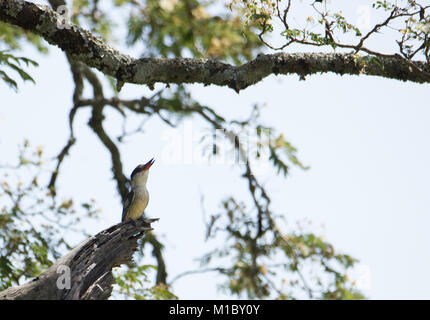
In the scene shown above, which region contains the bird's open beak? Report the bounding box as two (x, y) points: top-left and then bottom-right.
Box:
(143, 158), (155, 170)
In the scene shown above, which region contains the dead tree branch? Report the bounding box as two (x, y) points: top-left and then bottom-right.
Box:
(0, 218), (158, 300)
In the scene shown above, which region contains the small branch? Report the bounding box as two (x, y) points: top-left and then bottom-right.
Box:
(47, 60), (83, 194)
(0, 218), (159, 300)
(169, 267), (228, 286)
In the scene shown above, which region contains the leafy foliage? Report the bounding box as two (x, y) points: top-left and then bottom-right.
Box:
(0, 50), (38, 91)
(114, 264), (178, 300)
(201, 198), (364, 299)
(69, 0), (115, 41)
(0, 20), (48, 91)
(230, 0), (430, 64)
(0, 22), (48, 53)
(0, 141), (99, 290)
(122, 0), (263, 64)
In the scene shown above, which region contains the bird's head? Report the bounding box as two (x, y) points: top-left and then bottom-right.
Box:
(130, 158), (155, 187)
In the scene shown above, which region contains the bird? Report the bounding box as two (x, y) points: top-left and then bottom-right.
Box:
(122, 158), (155, 222)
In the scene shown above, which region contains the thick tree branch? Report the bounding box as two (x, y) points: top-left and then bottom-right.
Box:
(1, 0), (429, 92)
(0, 218), (158, 300)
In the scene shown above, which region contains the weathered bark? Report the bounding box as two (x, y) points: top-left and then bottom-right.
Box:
(1, 0), (429, 92)
(0, 218), (158, 300)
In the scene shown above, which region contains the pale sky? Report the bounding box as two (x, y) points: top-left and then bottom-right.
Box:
(1, 1), (429, 299)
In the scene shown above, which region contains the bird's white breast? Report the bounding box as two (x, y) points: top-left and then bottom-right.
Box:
(128, 187), (149, 220)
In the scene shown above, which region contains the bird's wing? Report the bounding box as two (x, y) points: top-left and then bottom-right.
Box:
(122, 189), (134, 222)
